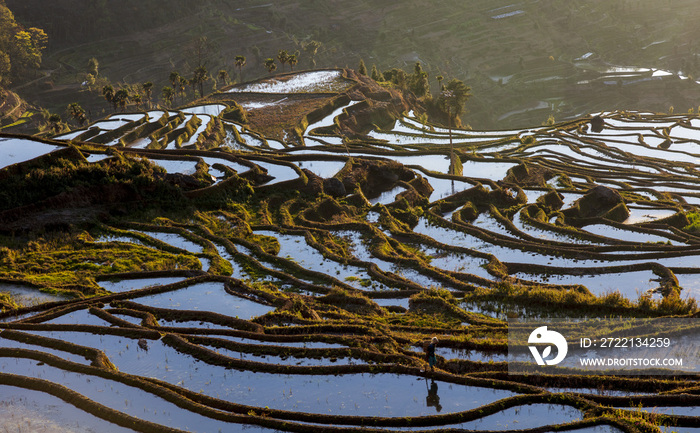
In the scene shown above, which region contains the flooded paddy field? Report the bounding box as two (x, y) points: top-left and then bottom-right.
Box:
(1, 69), (699, 432)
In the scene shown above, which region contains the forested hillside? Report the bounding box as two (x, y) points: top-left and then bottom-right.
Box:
(7, 0), (700, 128)
(0, 1), (46, 86)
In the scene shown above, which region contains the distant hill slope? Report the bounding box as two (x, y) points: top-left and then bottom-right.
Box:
(8, 0), (700, 128)
(0, 89), (45, 134)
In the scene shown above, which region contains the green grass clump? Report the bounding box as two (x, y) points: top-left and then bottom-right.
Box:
(0, 292), (21, 312)
(415, 287), (458, 305)
(249, 234), (280, 255)
(683, 211), (700, 232)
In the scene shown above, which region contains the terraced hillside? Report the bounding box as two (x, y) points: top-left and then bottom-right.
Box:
(0, 69), (699, 432)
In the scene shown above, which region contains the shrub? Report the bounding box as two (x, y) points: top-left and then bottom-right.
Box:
(683, 212), (700, 232)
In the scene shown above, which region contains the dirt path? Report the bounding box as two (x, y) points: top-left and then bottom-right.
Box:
(0, 91), (23, 119)
(10, 67), (59, 92)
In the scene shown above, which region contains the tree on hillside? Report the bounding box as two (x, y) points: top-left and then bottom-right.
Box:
(170, 71), (185, 103)
(0, 51), (10, 86)
(217, 69), (229, 87)
(12, 28), (47, 76)
(409, 62), (429, 97)
(302, 40), (321, 68)
(132, 93), (142, 110)
(277, 50), (289, 72)
(234, 55), (246, 80)
(358, 59), (367, 76)
(67, 102), (87, 126)
(161, 86), (174, 108)
(0, 4), (48, 85)
(87, 57), (99, 77)
(169, 71), (181, 89)
(177, 76), (188, 105)
(264, 58), (277, 75)
(142, 82), (153, 109)
(383, 68), (407, 89)
(102, 84), (115, 111)
(84, 73), (95, 90)
(288, 54), (298, 71)
(169, 71), (186, 103)
(437, 79), (471, 121)
(370, 65), (381, 82)
(47, 113), (65, 134)
(114, 89), (130, 112)
(192, 65), (208, 98)
(437, 79), (471, 175)
(188, 35), (214, 70)
(417, 112), (430, 135)
(188, 77), (198, 101)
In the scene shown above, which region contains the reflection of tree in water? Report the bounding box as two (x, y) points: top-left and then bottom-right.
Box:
(425, 379), (442, 412)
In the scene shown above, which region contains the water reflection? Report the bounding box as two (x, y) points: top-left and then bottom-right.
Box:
(425, 378), (442, 413)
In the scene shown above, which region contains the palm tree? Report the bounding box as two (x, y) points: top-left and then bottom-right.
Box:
(114, 89), (130, 112)
(169, 71), (181, 89)
(437, 79), (471, 175)
(177, 76), (188, 105)
(439, 79), (471, 119)
(193, 65), (208, 98)
(133, 93), (142, 110)
(191, 71), (202, 98)
(102, 84), (115, 112)
(217, 69), (229, 87)
(161, 86), (175, 108)
(288, 54), (298, 71)
(188, 77), (197, 101)
(441, 88), (457, 174)
(235, 55), (246, 80)
(264, 58), (277, 75)
(277, 50), (288, 72)
(142, 82), (153, 109)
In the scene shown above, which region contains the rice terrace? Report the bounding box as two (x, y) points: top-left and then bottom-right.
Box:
(1, 1), (700, 432)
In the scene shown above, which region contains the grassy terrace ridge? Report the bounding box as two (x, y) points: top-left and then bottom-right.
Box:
(0, 68), (700, 432)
